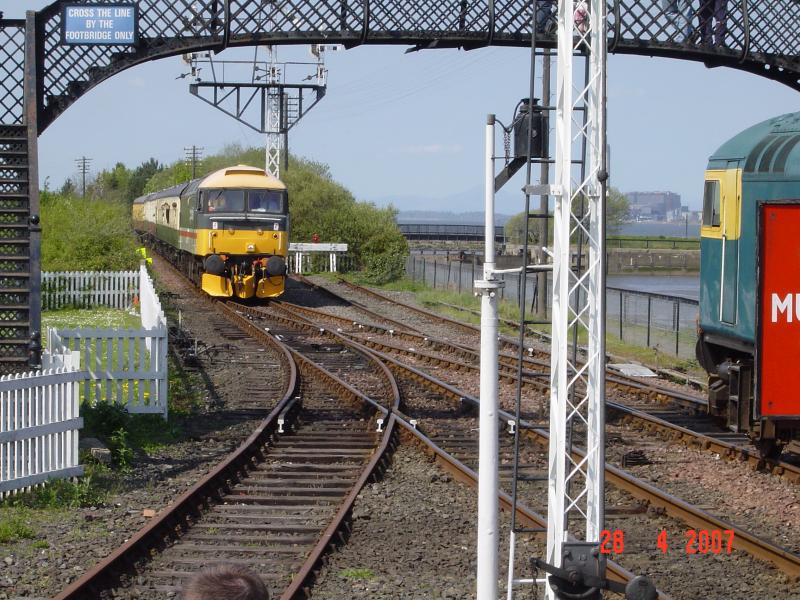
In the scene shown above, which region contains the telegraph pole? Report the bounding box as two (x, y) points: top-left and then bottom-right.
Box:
(184, 145), (203, 178)
(75, 156), (91, 198)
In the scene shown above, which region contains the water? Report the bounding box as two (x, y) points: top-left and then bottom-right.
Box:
(617, 222), (700, 238)
(607, 274), (700, 301)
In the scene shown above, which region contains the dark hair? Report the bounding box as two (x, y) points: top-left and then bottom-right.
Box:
(182, 564), (269, 600)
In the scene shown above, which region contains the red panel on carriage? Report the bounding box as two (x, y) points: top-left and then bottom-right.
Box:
(759, 204), (800, 417)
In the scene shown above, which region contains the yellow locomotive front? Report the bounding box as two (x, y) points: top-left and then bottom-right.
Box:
(195, 166), (289, 299)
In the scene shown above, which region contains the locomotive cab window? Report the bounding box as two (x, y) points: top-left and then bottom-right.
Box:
(206, 189), (245, 212)
(702, 180), (721, 227)
(248, 190), (284, 213)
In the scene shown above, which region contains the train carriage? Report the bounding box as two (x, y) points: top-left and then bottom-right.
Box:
(696, 112), (800, 455)
(133, 165), (288, 299)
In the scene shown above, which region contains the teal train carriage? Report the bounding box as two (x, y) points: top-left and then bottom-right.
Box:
(696, 112), (800, 456)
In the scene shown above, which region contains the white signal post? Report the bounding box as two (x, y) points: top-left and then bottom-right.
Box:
(476, 114), (503, 599)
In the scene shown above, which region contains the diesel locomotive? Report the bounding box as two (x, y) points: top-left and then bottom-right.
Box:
(132, 165), (288, 298)
(696, 112), (800, 456)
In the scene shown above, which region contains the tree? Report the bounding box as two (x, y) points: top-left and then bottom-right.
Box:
(127, 158), (163, 201)
(606, 187), (630, 234)
(505, 186), (629, 243)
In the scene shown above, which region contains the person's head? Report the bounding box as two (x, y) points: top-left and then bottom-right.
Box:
(182, 564), (269, 600)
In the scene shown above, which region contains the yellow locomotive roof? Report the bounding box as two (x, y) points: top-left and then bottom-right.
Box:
(200, 165), (286, 190)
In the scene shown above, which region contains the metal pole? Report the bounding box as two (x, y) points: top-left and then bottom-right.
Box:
(675, 300), (681, 356)
(536, 49), (552, 320)
(476, 114), (501, 600)
(25, 10), (42, 368)
(647, 295), (652, 347)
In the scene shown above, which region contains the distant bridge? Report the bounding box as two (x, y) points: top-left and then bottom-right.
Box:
(398, 223), (506, 243)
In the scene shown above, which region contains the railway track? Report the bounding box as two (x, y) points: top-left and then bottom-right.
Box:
(57, 262), (797, 598)
(279, 288), (800, 484)
(56, 268), (398, 600)
(232, 301), (673, 597)
(267, 299), (800, 585)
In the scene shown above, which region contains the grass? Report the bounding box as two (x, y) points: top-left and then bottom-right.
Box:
(0, 510), (35, 543)
(339, 568), (376, 580)
(42, 307), (142, 338)
(1, 463), (112, 510)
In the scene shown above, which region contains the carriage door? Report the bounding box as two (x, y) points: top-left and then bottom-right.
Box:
(719, 161), (741, 324)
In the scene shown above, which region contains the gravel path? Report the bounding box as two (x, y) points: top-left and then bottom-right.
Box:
(311, 443), (543, 599)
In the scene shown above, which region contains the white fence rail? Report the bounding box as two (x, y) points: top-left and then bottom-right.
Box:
(0, 265), (168, 496)
(288, 242), (349, 273)
(42, 270), (138, 310)
(45, 264), (169, 418)
(0, 365), (85, 496)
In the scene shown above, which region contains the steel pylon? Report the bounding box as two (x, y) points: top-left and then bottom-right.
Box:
(545, 0), (608, 597)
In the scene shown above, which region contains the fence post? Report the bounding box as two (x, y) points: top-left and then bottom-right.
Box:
(447, 260), (451, 290)
(458, 260), (462, 294)
(675, 300), (681, 356)
(472, 257), (475, 287)
(619, 291), (623, 341)
(646, 295), (652, 348)
(433, 260), (437, 289)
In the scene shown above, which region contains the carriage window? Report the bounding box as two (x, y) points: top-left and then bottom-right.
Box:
(206, 189), (245, 212)
(248, 190), (284, 213)
(702, 180), (721, 227)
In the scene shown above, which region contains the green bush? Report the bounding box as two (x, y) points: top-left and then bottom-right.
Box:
(41, 192), (139, 271)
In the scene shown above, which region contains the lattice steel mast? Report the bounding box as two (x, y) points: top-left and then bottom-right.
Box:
(545, 0), (607, 597)
(185, 45), (329, 179)
(504, 1), (608, 598)
(265, 46), (283, 179)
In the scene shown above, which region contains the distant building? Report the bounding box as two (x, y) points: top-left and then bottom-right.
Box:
(625, 191), (682, 222)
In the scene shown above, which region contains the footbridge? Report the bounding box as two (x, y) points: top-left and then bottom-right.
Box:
(1, 0), (799, 371)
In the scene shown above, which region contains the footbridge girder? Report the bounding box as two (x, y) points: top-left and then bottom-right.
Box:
(1, 1), (800, 132)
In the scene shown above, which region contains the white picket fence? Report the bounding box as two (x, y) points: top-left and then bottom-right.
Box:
(46, 263), (168, 417)
(42, 270), (138, 310)
(0, 361), (85, 496)
(0, 264), (168, 496)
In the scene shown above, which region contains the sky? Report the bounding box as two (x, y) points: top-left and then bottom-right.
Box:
(3, 1), (799, 213)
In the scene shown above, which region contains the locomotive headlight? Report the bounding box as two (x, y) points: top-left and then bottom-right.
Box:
(246, 244), (256, 253)
(257, 228), (263, 235)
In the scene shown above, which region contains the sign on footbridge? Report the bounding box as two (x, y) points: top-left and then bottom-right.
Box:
(1, 0), (800, 374)
(61, 3), (138, 45)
